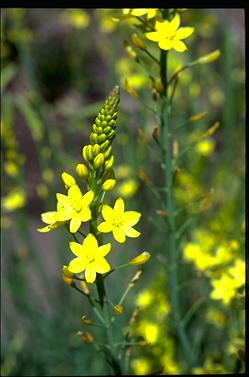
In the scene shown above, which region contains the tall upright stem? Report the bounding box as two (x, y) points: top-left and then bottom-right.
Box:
(159, 11), (197, 371)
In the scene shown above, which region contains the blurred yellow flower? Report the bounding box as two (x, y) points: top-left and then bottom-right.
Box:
(131, 357), (151, 375)
(97, 197), (141, 243)
(68, 233), (111, 283)
(124, 8), (158, 20)
(210, 273), (237, 305)
(4, 161), (18, 177)
(228, 259), (245, 288)
(145, 13), (194, 52)
(117, 179), (138, 198)
(61, 9), (90, 29)
(195, 139), (215, 156)
(2, 189), (26, 212)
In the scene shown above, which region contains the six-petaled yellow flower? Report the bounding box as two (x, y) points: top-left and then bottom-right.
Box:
(145, 13), (194, 52)
(56, 185), (94, 233)
(97, 197), (141, 243)
(68, 233), (111, 283)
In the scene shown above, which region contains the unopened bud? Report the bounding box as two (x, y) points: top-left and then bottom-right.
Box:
(104, 145), (112, 159)
(94, 153), (105, 169)
(124, 41), (137, 60)
(113, 305), (124, 315)
(102, 179), (116, 192)
(197, 49), (221, 65)
(61, 172), (76, 189)
(62, 265), (74, 285)
(92, 144), (101, 157)
(90, 133), (99, 144)
(76, 163), (88, 178)
(104, 155), (114, 170)
(131, 33), (146, 49)
(203, 122), (220, 138)
(153, 78), (164, 94)
(139, 167), (150, 185)
(82, 145), (88, 161)
(100, 140), (110, 152)
(86, 145), (93, 161)
(129, 252), (151, 266)
(189, 111), (208, 122)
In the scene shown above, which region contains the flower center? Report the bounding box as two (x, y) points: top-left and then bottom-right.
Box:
(112, 215), (123, 228)
(71, 199), (82, 213)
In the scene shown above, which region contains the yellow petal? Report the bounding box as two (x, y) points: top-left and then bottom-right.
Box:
(68, 185), (83, 203)
(56, 193), (70, 206)
(61, 172), (76, 188)
(145, 31), (160, 42)
(130, 9), (147, 16)
(82, 190), (94, 207)
(68, 257), (85, 273)
(175, 27), (194, 40)
(158, 39), (173, 50)
(113, 227), (126, 243)
(94, 258), (110, 274)
(56, 209), (73, 221)
(123, 211), (141, 226)
(114, 197), (125, 214)
(70, 217), (81, 233)
(85, 268), (96, 283)
(169, 13), (180, 33)
(79, 207), (92, 222)
(155, 20), (170, 34)
(70, 241), (83, 256)
(97, 222), (113, 233)
(37, 225), (51, 232)
(41, 211), (57, 225)
(83, 233), (98, 251)
(173, 40), (187, 52)
(102, 204), (114, 221)
(98, 243), (111, 257)
(123, 226), (140, 238)
(147, 9), (157, 19)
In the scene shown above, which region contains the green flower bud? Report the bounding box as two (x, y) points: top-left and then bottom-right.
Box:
(86, 145), (93, 161)
(100, 140), (110, 152)
(104, 146), (112, 159)
(92, 124), (98, 133)
(102, 121), (107, 127)
(95, 118), (101, 126)
(108, 130), (115, 140)
(98, 134), (106, 143)
(102, 179), (116, 192)
(106, 115), (111, 122)
(90, 133), (99, 144)
(97, 127), (102, 134)
(103, 126), (111, 134)
(94, 153), (105, 169)
(104, 155), (114, 170)
(82, 145), (88, 161)
(76, 163), (88, 178)
(92, 144), (101, 157)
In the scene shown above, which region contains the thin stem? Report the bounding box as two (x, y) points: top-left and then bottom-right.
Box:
(143, 48), (160, 64)
(159, 16), (197, 370)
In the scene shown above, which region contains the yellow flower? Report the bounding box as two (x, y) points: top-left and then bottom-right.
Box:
(228, 259), (245, 288)
(210, 273), (237, 305)
(56, 185), (94, 233)
(124, 8), (158, 20)
(68, 233), (111, 283)
(145, 13), (194, 52)
(37, 210), (62, 233)
(97, 197), (141, 243)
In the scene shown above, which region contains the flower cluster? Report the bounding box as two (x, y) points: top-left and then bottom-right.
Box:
(38, 86), (149, 283)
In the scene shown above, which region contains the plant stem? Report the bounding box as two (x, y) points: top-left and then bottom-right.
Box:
(159, 20), (197, 371)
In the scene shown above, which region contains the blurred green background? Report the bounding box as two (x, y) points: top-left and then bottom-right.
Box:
(1, 8), (245, 376)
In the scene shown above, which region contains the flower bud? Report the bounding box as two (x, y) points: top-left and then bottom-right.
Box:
(104, 146), (112, 159)
(98, 134), (107, 143)
(153, 78), (164, 94)
(90, 133), (99, 144)
(100, 140), (110, 152)
(189, 112), (208, 122)
(102, 179), (116, 192)
(80, 280), (90, 295)
(81, 315), (93, 325)
(61, 172), (76, 189)
(92, 144), (100, 157)
(128, 252), (151, 266)
(76, 163), (88, 178)
(196, 49), (221, 64)
(86, 145), (93, 161)
(131, 33), (146, 49)
(104, 155), (114, 170)
(77, 331), (94, 343)
(62, 265), (74, 285)
(103, 126), (111, 134)
(94, 153), (105, 169)
(125, 78), (138, 98)
(82, 145), (88, 161)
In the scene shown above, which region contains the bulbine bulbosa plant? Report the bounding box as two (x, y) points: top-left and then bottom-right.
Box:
(37, 85), (150, 375)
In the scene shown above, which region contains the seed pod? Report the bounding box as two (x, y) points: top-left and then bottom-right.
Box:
(94, 153), (105, 169)
(76, 163), (88, 178)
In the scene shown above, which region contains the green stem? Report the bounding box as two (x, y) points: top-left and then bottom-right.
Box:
(159, 22), (197, 370)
